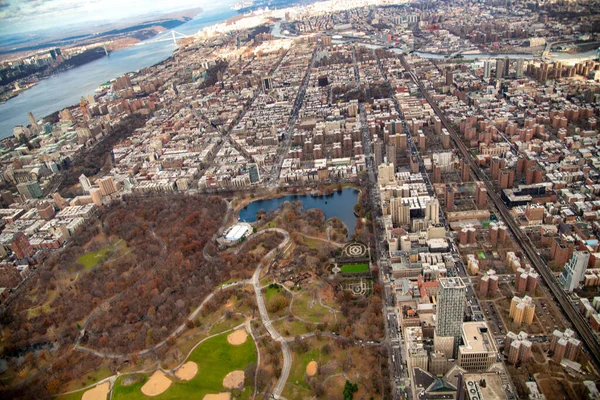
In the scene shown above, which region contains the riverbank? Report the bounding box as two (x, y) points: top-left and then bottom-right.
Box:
(0, 3), (237, 140)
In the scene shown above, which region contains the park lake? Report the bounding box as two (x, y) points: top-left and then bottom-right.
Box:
(238, 188), (360, 233)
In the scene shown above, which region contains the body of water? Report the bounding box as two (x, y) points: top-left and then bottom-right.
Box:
(0, 2), (237, 140)
(238, 188), (360, 233)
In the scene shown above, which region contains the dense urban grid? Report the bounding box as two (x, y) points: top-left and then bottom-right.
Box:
(0, 0), (600, 399)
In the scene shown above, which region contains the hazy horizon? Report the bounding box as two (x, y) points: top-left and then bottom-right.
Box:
(0, 0), (216, 35)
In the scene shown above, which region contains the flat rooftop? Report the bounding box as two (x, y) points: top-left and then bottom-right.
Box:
(439, 277), (466, 289)
(461, 322), (496, 354)
(462, 373), (507, 400)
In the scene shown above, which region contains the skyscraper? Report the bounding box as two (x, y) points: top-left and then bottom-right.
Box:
(373, 140), (383, 167)
(79, 174), (92, 193)
(434, 277), (466, 358)
(516, 59), (524, 77)
(386, 144), (396, 169)
(495, 59), (504, 79)
(425, 198), (440, 224)
(560, 251), (590, 292)
(436, 277), (467, 338)
(28, 111), (40, 133)
(483, 61), (492, 79)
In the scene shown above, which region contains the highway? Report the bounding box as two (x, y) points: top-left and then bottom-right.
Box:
(399, 55), (600, 371)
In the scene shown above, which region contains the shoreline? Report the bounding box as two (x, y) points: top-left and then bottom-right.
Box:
(0, 8), (212, 142)
(0, 42), (182, 147)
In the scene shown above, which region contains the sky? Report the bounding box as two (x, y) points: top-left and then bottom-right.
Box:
(0, 0), (211, 34)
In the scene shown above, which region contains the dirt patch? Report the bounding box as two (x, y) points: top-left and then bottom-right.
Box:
(223, 370), (245, 389)
(203, 393), (231, 400)
(538, 378), (570, 400)
(141, 370), (172, 396)
(306, 360), (318, 376)
(175, 361), (198, 381)
(82, 382), (110, 400)
(227, 329), (247, 345)
(319, 285), (335, 303)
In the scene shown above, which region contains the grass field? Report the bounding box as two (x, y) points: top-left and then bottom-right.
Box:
(112, 331), (257, 400)
(291, 292), (331, 323)
(57, 391), (85, 400)
(264, 285), (282, 301)
(284, 339), (337, 398)
(112, 374), (148, 399)
(340, 263), (369, 273)
(77, 245), (114, 270)
(61, 365), (113, 394)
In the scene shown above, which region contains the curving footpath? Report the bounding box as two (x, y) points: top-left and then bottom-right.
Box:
(250, 228), (291, 399)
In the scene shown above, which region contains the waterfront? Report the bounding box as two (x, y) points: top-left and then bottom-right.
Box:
(238, 188), (360, 233)
(0, 2), (237, 140)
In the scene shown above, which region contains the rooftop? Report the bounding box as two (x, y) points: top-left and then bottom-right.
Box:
(461, 322), (497, 354)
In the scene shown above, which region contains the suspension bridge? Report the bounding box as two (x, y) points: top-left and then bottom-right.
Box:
(136, 30), (191, 45)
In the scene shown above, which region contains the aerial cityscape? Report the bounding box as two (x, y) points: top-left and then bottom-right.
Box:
(0, 0), (600, 399)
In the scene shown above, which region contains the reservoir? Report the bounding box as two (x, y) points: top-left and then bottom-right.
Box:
(238, 188), (360, 233)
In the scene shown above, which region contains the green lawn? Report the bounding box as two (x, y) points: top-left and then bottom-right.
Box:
(112, 331), (257, 400)
(291, 292), (331, 323)
(77, 245), (114, 270)
(112, 374), (148, 399)
(340, 263), (369, 273)
(57, 391), (85, 400)
(284, 339), (337, 398)
(264, 285), (282, 301)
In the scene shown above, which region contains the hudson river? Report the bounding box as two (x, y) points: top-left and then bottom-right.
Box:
(0, 2), (236, 139)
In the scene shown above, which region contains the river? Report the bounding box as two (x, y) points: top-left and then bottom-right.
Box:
(0, 1), (237, 140)
(330, 38), (598, 63)
(238, 188), (360, 233)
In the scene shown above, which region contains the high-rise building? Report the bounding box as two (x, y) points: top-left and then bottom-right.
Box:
(377, 162), (395, 186)
(89, 188), (103, 207)
(446, 70), (453, 86)
(483, 61), (492, 79)
(509, 295), (535, 325)
(373, 140), (383, 167)
(79, 174), (92, 193)
(425, 198), (440, 224)
(16, 181), (42, 199)
(28, 111), (40, 133)
(435, 277), (466, 356)
(445, 185), (455, 211)
(561, 251), (590, 292)
(390, 198), (411, 226)
(386, 144), (397, 169)
(495, 59), (504, 79)
(550, 329), (581, 363)
(516, 59), (524, 77)
(505, 331), (532, 365)
(248, 163), (260, 184)
(98, 177), (117, 197)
